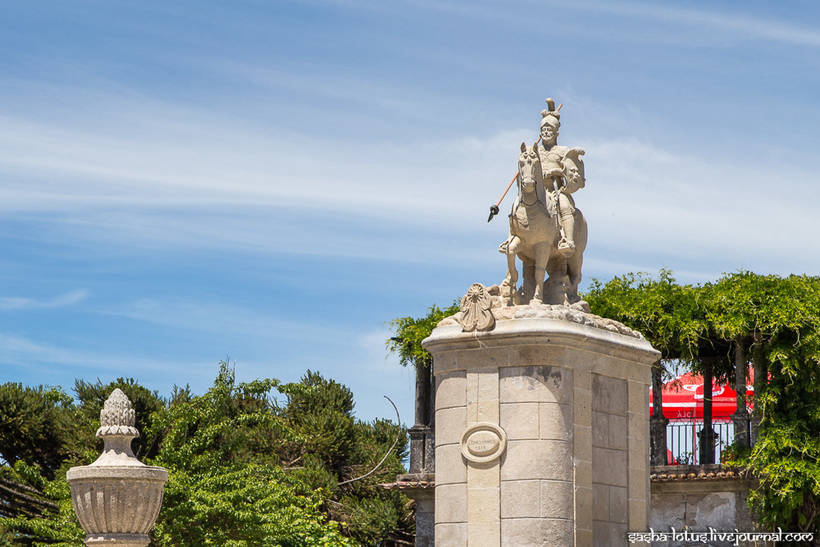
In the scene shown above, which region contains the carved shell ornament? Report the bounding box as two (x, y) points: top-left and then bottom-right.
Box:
(458, 283), (495, 332)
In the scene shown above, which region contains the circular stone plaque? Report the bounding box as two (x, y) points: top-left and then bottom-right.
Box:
(460, 422), (507, 463)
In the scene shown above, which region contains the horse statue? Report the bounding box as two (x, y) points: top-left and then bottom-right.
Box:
(498, 142), (558, 305)
(499, 143), (587, 306)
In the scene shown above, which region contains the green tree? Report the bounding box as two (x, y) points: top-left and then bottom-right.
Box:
(73, 377), (166, 461)
(585, 269), (701, 361)
(149, 366), (351, 546)
(587, 270), (819, 532)
(276, 371), (410, 545)
(334, 417), (412, 544)
(729, 274), (820, 533)
(1, 364), (411, 545)
(584, 271), (708, 464)
(388, 302), (459, 430)
(0, 383), (77, 479)
(0, 378), (170, 481)
(278, 371), (356, 476)
(388, 302), (460, 373)
(0, 460), (84, 545)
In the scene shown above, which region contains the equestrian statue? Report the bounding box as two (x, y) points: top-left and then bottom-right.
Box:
(497, 99), (588, 307)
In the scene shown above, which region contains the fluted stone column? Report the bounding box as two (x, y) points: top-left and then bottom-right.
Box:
(424, 310), (659, 546)
(67, 389), (168, 546)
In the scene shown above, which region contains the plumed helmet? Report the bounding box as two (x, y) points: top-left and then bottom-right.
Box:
(540, 97), (561, 128)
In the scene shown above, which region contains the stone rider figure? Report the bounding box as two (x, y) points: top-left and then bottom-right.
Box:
(537, 99), (578, 256)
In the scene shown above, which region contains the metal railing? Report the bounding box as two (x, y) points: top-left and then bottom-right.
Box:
(665, 419), (735, 465)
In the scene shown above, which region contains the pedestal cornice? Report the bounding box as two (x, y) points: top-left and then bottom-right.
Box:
(423, 314), (660, 373)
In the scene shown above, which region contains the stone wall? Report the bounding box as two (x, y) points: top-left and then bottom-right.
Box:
(424, 315), (659, 546)
(497, 365), (574, 544)
(592, 374), (630, 540)
(649, 466), (755, 546)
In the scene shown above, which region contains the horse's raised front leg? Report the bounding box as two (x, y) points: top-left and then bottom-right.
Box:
(531, 243), (550, 305)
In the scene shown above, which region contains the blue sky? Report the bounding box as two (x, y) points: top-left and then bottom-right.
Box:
(2, 1), (820, 422)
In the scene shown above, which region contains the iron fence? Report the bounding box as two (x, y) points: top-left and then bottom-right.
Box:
(665, 419), (735, 465)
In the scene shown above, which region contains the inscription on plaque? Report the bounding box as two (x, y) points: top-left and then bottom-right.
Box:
(460, 422), (507, 463)
(467, 430), (499, 456)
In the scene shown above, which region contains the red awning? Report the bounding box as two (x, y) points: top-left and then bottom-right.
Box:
(649, 366), (754, 420)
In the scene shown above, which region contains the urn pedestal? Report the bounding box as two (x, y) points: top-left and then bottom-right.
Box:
(67, 389), (168, 546)
(423, 307), (659, 546)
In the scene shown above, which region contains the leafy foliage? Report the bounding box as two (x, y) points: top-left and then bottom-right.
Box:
(387, 302), (459, 371)
(585, 270), (820, 533)
(0, 384), (77, 479)
(0, 460), (84, 545)
(73, 377), (166, 461)
(149, 367), (350, 545)
(585, 269), (702, 362)
(0, 364), (410, 545)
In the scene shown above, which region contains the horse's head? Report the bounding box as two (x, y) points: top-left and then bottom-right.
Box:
(563, 147), (586, 192)
(517, 142), (543, 194)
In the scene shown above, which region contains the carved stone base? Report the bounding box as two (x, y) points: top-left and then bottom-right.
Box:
(86, 534), (150, 546)
(424, 312), (659, 546)
(442, 300), (641, 339)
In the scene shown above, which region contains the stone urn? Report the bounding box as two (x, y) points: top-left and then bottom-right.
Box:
(67, 389), (168, 546)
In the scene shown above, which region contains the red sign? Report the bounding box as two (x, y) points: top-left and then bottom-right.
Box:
(649, 366), (754, 420)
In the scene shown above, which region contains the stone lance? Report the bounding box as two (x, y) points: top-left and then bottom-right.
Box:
(487, 103), (562, 222)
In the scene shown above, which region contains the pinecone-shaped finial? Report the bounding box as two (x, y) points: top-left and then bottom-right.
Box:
(96, 388), (140, 438)
(90, 389), (143, 466)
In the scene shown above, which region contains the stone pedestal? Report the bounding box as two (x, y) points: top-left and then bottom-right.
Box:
(67, 389), (167, 546)
(423, 310), (659, 546)
(732, 411), (751, 450)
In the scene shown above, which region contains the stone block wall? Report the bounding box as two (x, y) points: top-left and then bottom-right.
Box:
(425, 317), (659, 546)
(649, 467), (755, 546)
(498, 365), (574, 545)
(434, 363), (578, 545)
(592, 374), (629, 542)
(434, 369), (468, 544)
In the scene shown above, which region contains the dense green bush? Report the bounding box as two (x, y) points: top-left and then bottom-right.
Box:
(586, 271), (819, 533)
(0, 364), (410, 545)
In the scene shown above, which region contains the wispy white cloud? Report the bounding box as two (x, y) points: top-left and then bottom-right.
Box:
(0, 331), (198, 374)
(1, 81), (819, 277)
(99, 297), (355, 341)
(453, 130), (820, 276)
(0, 327), (409, 421)
(400, 0), (820, 49)
(347, 327), (414, 421)
(3, 105), (819, 277)
(357, 327), (400, 368)
(574, 1), (820, 48)
(202, 60), (425, 115)
(0, 289), (89, 311)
